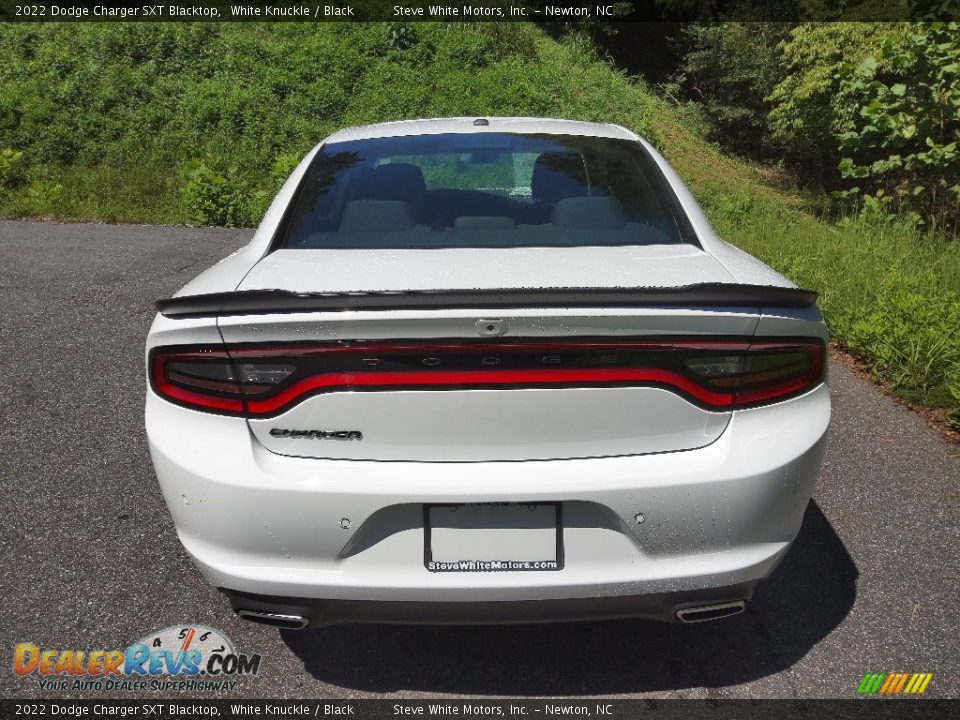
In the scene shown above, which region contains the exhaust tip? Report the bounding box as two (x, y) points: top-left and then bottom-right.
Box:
(675, 601), (746, 623)
(237, 610), (309, 630)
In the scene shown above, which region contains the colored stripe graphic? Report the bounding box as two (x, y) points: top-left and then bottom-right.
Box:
(857, 672), (932, 695)
(905, 674), (934, 694)
(857, 673), (886, 694)
(887, 674), (909, 693)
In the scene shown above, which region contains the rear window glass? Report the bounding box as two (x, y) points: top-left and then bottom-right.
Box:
(278, 133), (696, 249)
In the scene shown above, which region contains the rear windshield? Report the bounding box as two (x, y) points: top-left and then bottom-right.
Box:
(277, 132), (697, 249)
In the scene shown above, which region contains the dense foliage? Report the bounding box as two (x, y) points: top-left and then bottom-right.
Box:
(673, 24), (790, 159)
(833, 23), (960, 230)
(676, 22), (959, 233)
(0, 22), (658, 225)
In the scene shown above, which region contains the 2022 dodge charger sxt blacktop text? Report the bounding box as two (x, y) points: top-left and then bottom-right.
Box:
(146, 118), (830, 628)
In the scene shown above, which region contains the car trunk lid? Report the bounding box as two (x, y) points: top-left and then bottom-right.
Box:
(196, 247), (796, 462)
(233, 245), (737, 294)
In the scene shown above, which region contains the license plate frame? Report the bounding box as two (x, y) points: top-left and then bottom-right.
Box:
(423, 502), (564, 573)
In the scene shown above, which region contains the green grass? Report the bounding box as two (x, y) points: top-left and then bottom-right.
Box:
(0, 163), (182, 224)
(0, 22), (957, 427)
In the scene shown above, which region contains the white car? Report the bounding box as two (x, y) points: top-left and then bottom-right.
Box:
(146, 117), (829, 628)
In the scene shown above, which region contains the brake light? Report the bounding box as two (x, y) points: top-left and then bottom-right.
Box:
(150, 350), (294, 414)
(149, 339), (824, 417)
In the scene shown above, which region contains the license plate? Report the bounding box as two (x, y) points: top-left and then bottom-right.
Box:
(424, 502), (563, 572)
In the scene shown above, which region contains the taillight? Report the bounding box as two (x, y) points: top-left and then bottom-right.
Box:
(682, 342), (824, 407)
(150, 349), (294, 415)
(149, 339), (824, 417)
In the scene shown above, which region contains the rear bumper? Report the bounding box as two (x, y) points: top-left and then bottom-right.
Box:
(222, 582), (758, 627)
(146, 383), (829, 623)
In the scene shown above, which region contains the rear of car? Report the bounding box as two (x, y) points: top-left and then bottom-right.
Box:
(146, 118), (829, 627)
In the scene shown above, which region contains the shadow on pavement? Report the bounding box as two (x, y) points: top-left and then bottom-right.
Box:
(281, 501), (856, 694)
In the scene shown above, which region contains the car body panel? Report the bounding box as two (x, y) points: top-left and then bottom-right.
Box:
(235, 245), (736, 294)
(248, 386), (731, 462)
(322, 117), (642, 143)
(146, 382), (828, 602)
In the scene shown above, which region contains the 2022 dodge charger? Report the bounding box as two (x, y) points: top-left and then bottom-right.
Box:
(146, 118), (830, 628)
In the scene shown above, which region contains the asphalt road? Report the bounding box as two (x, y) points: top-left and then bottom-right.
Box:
(1, 219), (957, 700)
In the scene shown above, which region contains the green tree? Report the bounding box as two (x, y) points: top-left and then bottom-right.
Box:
(676, 23), (791, 159)
(834, 22), (960, 232)
(767, 22), (900, 186)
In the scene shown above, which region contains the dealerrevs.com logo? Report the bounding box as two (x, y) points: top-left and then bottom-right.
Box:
(13, 625), (261, 693)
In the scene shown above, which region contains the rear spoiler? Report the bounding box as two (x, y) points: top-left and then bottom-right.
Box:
(156, 284), (818, 318)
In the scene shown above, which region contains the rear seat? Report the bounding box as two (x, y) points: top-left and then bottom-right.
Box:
(339, 200), (415, 232)
(552, 196), (626, 229)
(421, 189), (514, 228)
(454, 216), (516, 231)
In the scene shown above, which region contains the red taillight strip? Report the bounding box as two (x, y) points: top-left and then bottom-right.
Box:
(735, 376), (812, 405)
(150, 338), (825, 417)
(154, 381), (245, 413)
(151, 353), (245, 414)
(735, 342), (823, 405)
(244, 367), (735, 415)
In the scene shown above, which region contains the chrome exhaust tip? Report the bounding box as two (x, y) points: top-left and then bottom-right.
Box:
(236, 609), (310, 630)
(675, 601), (746, 623)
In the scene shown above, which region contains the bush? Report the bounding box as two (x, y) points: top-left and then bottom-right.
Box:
(180, 160), (263, 228)
(834, 23), (960, 233)
(677, 21), (959, 235)
(676, 23), (790, 160)
(842, 283), (960, 403)
(270, 153), (301, 190)
(947, 375), (960, 430)
(767, 23), (897, 187)
(0, 147), (24, 190)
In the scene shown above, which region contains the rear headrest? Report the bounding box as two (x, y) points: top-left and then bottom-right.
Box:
(339, 200), (414, 232)
(530, 152), (588, 204)
(453, 216), (516, 231)
(355, 163), (426, 205)
(552, 196), (626, 229)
